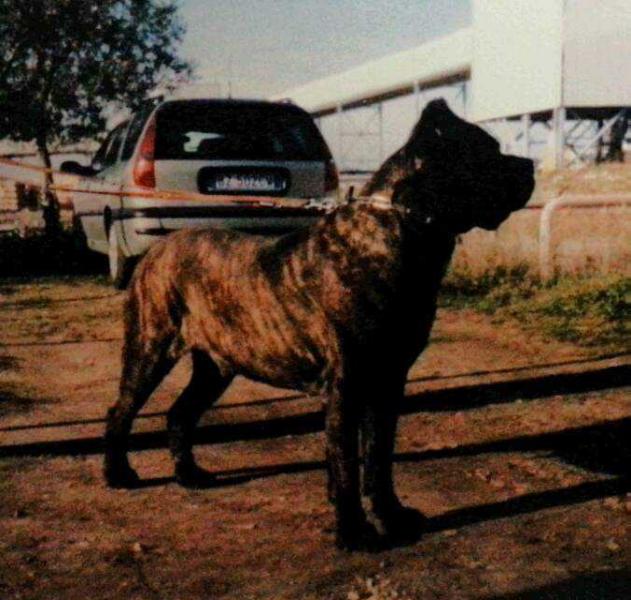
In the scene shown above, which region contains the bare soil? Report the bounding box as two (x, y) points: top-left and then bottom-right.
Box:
(1, 276), (630, 600)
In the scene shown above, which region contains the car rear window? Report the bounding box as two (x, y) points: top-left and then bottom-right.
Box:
(154, 102), (331, 162)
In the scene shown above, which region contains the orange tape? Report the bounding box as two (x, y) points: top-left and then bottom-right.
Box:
(0, 156), (54, 174)
(0, 156), (313, 208)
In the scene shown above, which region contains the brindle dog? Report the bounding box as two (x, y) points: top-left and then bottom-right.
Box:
(104, 99), (534, 550)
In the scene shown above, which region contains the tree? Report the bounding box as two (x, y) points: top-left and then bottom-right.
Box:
(0, 0), (191, 229)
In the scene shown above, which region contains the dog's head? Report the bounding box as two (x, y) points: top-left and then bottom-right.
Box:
(392, 99), (534, 233)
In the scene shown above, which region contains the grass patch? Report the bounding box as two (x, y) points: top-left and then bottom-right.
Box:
(441, 267), (631, 352)
(1, 297), (54, 310)
(441, 265), (536, 309)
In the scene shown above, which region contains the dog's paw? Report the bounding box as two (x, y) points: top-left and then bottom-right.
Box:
(175, 463), (217, 489)
(364, 502), (427, 546)
(383, 505), (427, 543)
(335, 520), (385, 553)
(104, 465), (140, 489)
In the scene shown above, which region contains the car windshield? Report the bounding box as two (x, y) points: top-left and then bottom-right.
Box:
(154, 102), (331, 161)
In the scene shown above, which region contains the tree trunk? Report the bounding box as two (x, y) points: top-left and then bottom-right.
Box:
(36, 133), (61, 237)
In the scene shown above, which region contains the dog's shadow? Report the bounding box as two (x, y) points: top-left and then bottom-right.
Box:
(3, 364), (630, 545)
(486, 570), (631, 600)
(133, 458), (324, 490)
(131, 416), (631, 542)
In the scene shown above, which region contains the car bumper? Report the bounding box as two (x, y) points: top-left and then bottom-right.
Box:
(115, 205), (326, 256)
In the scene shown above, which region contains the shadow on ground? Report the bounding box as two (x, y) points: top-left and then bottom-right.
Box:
(1, 364), (629, 467)
(0, 389), (41, 418)
(0, 231), (104, 278)
(486, 570), (631, 599)
(1, 364), (631, 549)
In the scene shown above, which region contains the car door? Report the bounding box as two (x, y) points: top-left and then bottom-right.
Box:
(78, 123), (128, 253)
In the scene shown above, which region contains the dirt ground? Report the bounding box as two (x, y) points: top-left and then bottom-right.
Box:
(1, 276), (630, 600)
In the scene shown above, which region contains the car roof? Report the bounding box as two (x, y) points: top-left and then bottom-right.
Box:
(156, 98), (308, 116)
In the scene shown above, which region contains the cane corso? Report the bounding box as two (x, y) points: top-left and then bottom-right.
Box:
(104, 99), (534, 550)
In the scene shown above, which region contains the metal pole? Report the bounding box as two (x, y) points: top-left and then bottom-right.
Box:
(539, 194), (631, 279)
(377, 103), (384, 163)
(501, 119), (510, 154)
(571, 110), (624, 164)
(414, 82), (421, 117)
(336, 105), (343, 171)
(553, 107), (566, 169)
(521, 114), (531, 158)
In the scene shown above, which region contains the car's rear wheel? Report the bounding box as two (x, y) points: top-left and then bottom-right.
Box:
(108, 226), (134, 289)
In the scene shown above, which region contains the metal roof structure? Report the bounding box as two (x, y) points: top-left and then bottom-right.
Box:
(270, 28), (472, 117)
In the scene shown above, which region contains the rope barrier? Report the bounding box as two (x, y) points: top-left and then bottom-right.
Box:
(0, 155), (315, 208)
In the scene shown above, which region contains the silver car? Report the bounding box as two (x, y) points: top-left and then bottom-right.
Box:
(64, 99), (339, 287)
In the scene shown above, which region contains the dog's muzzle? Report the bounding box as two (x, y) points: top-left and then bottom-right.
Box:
(505, 156), (535, 210)
(478, 156), (535, 230)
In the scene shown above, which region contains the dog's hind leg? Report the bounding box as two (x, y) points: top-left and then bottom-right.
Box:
(167, 350), (232, 488)
(360, 376), (426, 544)
(104, 341), (177, 488)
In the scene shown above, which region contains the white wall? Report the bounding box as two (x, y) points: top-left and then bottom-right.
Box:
(563, 0), (631, 107)
(471, 0), (563, 121)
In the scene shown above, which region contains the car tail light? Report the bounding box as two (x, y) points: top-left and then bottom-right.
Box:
(133, 116), (156, 188)
(324, 159), (339, 193)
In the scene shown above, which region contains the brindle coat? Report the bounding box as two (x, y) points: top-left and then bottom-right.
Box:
(104, 100), (534, 550)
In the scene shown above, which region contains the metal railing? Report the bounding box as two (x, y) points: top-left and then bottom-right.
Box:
(538, 194), (631, 279)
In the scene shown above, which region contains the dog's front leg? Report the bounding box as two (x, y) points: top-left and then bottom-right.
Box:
(325, 382), (376, 551)
(361, 378), (426, 545)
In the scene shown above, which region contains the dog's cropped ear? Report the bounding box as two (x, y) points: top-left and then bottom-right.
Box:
(419, 99), (451, 126)
(405, 98), (454, 160)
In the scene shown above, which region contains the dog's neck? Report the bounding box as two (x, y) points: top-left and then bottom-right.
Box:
(359, 147), (419, 198)
(350, 192), (453, 241)
(335, 197), (456, 299)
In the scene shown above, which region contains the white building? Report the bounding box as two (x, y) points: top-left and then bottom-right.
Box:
(274, 0), (631, 170)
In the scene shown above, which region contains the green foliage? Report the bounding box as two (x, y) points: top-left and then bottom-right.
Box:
(440, 264), (535, 309)
(441, 267), (631, 351)
(526, 277), (631, 347)
(0, 0), (191, 155)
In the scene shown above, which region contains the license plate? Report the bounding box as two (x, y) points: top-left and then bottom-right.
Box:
(212, 174), (285, 192)
(198, 167), (290, 196)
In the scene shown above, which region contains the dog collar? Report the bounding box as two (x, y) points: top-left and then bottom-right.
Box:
(347, 194), (401, 211)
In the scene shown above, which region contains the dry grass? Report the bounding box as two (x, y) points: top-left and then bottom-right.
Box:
(533, 163), (631, 199)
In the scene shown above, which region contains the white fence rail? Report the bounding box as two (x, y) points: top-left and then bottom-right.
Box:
(538, 194), (631, 279)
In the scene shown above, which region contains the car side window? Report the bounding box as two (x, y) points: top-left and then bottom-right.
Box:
(103, 124), (127, 167)
(92, 123), (128, 172)
(92, 129), (117, 171)
(121, 111), (150, 160)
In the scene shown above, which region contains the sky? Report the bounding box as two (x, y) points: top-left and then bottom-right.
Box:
(178, 0), (471, 99)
